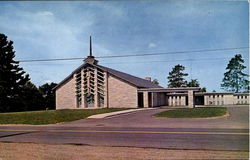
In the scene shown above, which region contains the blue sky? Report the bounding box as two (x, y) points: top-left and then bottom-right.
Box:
(0, 1), (249, 91)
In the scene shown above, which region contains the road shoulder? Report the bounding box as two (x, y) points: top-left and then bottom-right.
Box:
(0, 142), (248, 160)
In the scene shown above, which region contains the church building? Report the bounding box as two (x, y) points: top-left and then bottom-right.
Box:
(54, 37), (248, 110)
(54, 37), (166, 109)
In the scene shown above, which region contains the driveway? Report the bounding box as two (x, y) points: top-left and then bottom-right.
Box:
(60, 106), (249, 129)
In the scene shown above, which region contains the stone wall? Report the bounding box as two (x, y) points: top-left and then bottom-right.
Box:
(107, 75), (138, 108)
(234, 94), (249, 104)
(56, 76), (76, 109)
(204, 94), (249, 105)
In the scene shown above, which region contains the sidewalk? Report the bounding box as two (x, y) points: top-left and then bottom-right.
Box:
(87, 108), (154, 119)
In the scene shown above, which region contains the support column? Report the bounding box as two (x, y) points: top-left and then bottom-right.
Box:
(73, 73), (77, 108)
(143, 92), (149, 108)
(81, 69), (85, 108)
(188, 90), (195, 108)
(169, 96), (172, 106)
(214, 95), (217, 105)
(94, 68), (99, 108)
(177, 96), (180, 106)
(181, 96), (185, 106)
(204, 95), (208, 105)
(173, 96), (176, 106)
(104, 72), (108, 108)
(218, 95), (221, 105)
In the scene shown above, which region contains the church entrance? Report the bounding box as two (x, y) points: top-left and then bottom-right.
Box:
(138, 92), (144, 108)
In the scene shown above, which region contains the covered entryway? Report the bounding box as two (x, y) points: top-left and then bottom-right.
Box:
(138, 88), (200, 108)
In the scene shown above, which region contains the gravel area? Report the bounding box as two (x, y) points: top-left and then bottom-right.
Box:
(0, 142), (248, 160)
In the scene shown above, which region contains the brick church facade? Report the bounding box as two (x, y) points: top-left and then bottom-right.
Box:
(54, 55), (164, 109)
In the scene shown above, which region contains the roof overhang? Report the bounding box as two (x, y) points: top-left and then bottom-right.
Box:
(138, 87), (200, 93)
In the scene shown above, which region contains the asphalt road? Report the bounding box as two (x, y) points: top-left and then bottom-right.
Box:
(0, 106), (248, 151)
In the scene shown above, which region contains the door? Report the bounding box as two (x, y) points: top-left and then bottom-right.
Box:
(138, 92), (144, 108)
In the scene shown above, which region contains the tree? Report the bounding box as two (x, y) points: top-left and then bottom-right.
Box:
(221, 54), (249, 93)
(152, 79), (159, 85)
(0, 33), (30, 112)
(167, 64), (188, 87)
(187, 79), (200, 87)
(39, 82), (57, 110)
(200, 87), (206, 92)
(21, 81), (44, 111)
(187, 79), (207, 92)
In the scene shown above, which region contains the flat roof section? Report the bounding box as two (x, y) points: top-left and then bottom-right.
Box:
(138, 87), (201, 93)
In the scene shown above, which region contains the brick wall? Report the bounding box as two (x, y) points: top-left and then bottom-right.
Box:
(108, 75), (138, 108)
(56, 76), (76, 109)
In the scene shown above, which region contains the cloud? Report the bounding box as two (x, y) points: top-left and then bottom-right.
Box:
(36, 11), (54, 16)
(148, 42), (157, 48)
(0, 7), (95, 59)
(0, 1), (247, 91)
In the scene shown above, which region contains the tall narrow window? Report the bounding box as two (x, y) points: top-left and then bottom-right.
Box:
(97, 68), (105, 107)
(82, 65), (105, 108)
(83, 66), (95, 107)
(75, 71), (82, 107)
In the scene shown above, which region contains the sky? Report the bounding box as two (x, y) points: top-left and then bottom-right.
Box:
(0, 0), (249, 92)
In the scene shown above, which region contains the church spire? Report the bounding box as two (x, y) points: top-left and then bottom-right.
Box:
(89, 36), (92, 57)
(84, 36), (98, 64)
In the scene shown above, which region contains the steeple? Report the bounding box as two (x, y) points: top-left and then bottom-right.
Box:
(84, 36), (98, 64)
(89, 36), (93, 57)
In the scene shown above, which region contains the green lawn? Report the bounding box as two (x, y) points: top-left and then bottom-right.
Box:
(0, 108), (129, 125)
(155, 107), (227, 118)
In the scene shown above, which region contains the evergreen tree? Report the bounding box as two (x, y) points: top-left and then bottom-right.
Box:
(152, 79), (159, 85)
(187, 79), (200, 87)
(39, 82), (57, 110)
(167, 64), (188, 87)
(200, 87), (206, 92)
(0, 33), (30, 112)
(221, 54), (249, 93)
(21, 81), (44, 111)
(187, 79), (207, 92)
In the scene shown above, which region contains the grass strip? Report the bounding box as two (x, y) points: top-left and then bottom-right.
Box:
(0, 108), (129, 125)
(155, 107), (227, 118)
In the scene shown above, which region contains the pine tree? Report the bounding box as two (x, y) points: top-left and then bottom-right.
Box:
(21, 81), (45, 111)
(0, 33), (30, 112)
(187, 79), (200, 87)
(152, 79), (159, 85)
(39, 82), (57, 110)
(221, 54), (249, 93)
(167, 64), (188, 87)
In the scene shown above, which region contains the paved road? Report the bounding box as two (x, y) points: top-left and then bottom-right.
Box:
(0, 106), (248, 151)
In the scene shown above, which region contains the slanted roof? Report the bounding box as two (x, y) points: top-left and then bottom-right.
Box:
(54, 63), (162, 90)
(94, 64), (162, 88)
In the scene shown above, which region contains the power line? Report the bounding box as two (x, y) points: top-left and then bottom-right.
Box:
(96, 47), (249, 59)
(19, 57), (84, 62)
(18, 47), (249, 63)
(22, 57), (249, 66)
(101, 57), (249, 65)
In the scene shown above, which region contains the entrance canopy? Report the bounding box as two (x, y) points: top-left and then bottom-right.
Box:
(138, 87), (201, 108)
